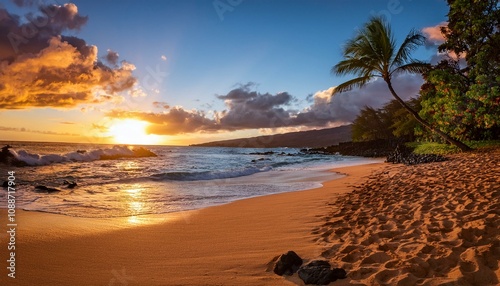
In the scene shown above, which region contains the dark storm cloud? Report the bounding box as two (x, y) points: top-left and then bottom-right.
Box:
(0, 3), (137, 109)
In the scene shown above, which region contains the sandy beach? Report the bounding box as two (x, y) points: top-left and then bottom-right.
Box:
(1, 149), (499, 285)
(0, 163), (383, 286)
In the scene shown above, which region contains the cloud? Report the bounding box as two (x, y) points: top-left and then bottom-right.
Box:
(0, 125), (79, 136)
(152, 101), (170, 109)
(215, 85), (295, 129)
(295, 75), (422, 125)
(107, 108), (221, 135)
(422, 22), (447, 47)
(422, 22), (463, 63)
(106, 77), (422, 135)
(104, 49), (119, 66)
(0, 3), (137, 109)
(11, 0), (36, 7)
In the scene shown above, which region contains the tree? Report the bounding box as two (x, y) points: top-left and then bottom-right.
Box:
(331, 17), (472, 151)
(352, 106), (390, 141)
(439, 0), (500, 79)
(352, 99), (421, 142)
(419, 1), (500, 141)
(430, 0), (500, 140)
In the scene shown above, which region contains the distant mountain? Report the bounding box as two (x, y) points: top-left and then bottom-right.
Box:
(191, 125), (352, 148)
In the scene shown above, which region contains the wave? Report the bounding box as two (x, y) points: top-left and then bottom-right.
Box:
(148, 166), (271, 181)
(7, 146), (157, 166)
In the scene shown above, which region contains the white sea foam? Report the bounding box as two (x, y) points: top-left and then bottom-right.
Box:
(10, 146), (138, 166)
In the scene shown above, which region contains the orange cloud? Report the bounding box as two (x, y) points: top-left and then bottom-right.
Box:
(422, 22), (464, 61)
(0, 37), (136, 109)
(0, 4), (137, 109)
(422, 22), (447, 44)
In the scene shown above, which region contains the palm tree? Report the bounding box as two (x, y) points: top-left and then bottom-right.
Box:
(332, 17), (471, 151)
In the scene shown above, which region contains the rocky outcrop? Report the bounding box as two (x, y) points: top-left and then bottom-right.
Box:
(303, 139), (401, 157)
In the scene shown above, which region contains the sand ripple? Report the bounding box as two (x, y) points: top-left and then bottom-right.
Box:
(314, 148), (500, 285)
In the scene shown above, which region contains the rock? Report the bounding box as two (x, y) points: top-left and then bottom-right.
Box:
(386, 145), (447, 165)
(132, 147), (157, 157)
(331, 268), (347, 280)
(273, 251), (303, 276)
(63, 180), (77, 188)
(34, 185), (61, 193)
(0, 145), (27, 167)
(298, 260), (347, 285)
(249, 151), (275, 156)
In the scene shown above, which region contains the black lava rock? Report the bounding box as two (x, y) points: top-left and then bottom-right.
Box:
(386, 145), (447, 165)
(273, 251), (303, 276)
(298, 260), (347, 285)
(331, 268), (347, 280)
(34, 185), (61, 193)
(63, 180), (78, 188)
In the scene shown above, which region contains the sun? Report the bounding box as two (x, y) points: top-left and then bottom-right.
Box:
(108, 119), (159, 145)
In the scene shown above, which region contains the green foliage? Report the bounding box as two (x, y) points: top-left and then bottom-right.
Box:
(352, 99), (421, 142)
(419, 1), (500, 141)
(440, 0), (500, 78)
(409, 140), (500, 155)
(419, 66), (471, 141)
(409, 142), (461, 155)
(465, 75), (500, 132)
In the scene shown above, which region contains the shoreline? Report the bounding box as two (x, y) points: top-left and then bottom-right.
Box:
(2, 156), (383, 219)
(0, 162), (385, 285)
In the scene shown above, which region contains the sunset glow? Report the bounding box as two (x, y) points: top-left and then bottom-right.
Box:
(108, 119), (159, 145)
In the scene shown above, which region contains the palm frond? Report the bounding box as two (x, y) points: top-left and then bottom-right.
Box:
(332, 75), (373, 94)
(391, 61), (430, 76)
(332, 56), (380, 77)
(391, 30), (426, 68)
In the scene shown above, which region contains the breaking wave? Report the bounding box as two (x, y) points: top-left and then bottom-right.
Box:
(8, 145), (156, 166)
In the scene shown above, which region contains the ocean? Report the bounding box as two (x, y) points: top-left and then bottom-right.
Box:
(0, 141), (378, 218)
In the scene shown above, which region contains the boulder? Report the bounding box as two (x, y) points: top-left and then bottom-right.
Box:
(273, 251), (303, 276)
(298, 260), (347, 285)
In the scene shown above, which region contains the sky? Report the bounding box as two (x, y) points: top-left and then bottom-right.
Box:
(0, 0), (451, 146)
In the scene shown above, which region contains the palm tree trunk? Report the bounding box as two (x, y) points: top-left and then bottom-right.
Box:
(385, 81), (472, 151)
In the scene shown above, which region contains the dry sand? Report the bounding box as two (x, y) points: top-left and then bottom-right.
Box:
(0, 149), (499, 286)
(316, 148), (500, 285)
